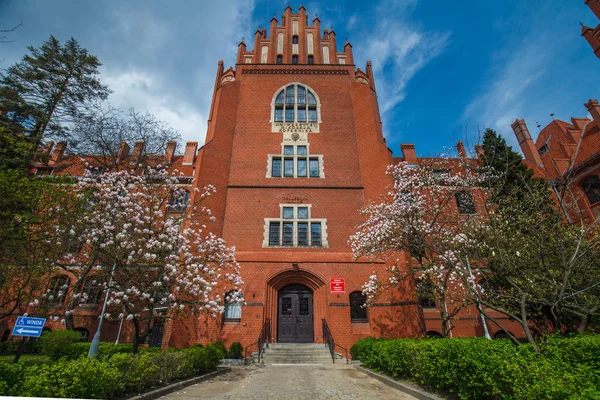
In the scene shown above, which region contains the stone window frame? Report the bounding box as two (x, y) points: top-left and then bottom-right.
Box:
(263, 204), (328, 248)
(266, 144), (325, 179)
(270, 82), (322, 131)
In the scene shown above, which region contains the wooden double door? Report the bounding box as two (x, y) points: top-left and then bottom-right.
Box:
(277, 284), (314, 343)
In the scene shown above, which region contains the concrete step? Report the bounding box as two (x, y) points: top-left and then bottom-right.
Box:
(249, 342), (346, 364)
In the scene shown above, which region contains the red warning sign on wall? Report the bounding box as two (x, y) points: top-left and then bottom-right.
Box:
(330, 278), (345, 294)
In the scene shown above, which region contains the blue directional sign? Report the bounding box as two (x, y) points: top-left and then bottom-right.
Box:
(12, 316), (46, 338)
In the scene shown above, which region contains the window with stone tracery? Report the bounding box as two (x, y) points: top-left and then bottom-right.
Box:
(273, 84), (319, 124)
(263, 204), (328, 248)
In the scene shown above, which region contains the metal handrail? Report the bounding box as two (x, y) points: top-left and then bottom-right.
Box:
(244, 318), (270, 364)
(322, 319), (349, 364)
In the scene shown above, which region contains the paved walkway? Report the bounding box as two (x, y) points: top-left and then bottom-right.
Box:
(164, 364), (418, 400)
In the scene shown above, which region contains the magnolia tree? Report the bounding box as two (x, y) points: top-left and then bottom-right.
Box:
(350, 158), (487, 337)
(31, 168), (242, 351)
(465, 178), (600, 350)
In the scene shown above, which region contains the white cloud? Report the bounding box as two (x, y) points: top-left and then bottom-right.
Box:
(352, 1), (450, 135)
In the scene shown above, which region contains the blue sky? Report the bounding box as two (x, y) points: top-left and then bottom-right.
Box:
(1, 0), (598, 156)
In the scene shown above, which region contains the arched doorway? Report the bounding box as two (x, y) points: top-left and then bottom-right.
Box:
(278, 284), (313, 343)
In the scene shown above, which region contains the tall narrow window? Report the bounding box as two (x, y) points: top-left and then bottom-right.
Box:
(272, 158), (282, 177)
(282, 222), (293, 245)
(417, 278), (436, 308)
(309, 158), (319, 177)
(277, 55), (283, 64)
(581, 175), (600, 205)
(311, 223), (321, 246)
(292, 35), (299, 44)
(269, 222), (280, 246)
(292, 55), (298, 64)
(350, 292), (368, 322)
(455, 191), (476, 214)
(297, 223), (308, 246)
(46, 275), (70, 305)
(297, 159), (307, 177)
(308, 55), (314, 64)
(224, 291), (242, 321)
(168, 189), (189, 212)
(284, 159), (294, 177)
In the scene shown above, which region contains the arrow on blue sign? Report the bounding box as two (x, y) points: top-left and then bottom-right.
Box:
(12, 316), (46, 338)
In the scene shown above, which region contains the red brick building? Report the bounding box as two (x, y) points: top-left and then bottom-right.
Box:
(511, 99), (600, 225)
(582, 0), (600, 58)
(164, 5), (426, 350)
(1, 6), (531, 351)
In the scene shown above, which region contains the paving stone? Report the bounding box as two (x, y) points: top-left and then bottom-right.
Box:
(163, 364), (417, 400)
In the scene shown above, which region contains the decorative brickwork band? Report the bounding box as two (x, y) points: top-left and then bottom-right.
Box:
(328, 301), (419, 307)
(242, 68), (349, 75)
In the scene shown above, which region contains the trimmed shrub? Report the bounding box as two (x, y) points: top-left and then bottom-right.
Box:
(20, 357), (121, 399)
(1, 343), (225, 398)
(352, 335), (600, 400)
(228, 342), (243, 359)
(0, 362), (25, 396)
(208, 340), (227, 359)
(39, 330), (82, 361)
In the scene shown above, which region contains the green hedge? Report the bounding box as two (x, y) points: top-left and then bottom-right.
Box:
(351, 335), (600, 400)
(0, 342), (225, 398)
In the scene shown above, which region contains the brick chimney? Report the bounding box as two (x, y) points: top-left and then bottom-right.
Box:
(131, 141), (145, 163)
(182, 142), (198, 165)
(584, 98), (600, 123)
(581, 25), (600, 59)
(585, 0), (600, 19)
(511, 119), (543, 166)
(117, 142), (130, 163)
(474, 144), (484, 159)
(401, 144), (417, 165)
(165, 141), (177, 164)
(49, 141), (67, 165)
(456, 141), (467, 159)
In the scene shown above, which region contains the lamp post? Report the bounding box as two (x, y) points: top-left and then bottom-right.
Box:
(89, 260), (116, 358)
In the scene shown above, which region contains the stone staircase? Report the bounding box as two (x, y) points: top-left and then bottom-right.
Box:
(253, 343), (343, 365)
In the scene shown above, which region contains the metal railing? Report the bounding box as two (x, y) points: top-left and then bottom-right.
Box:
(244, 318), (270, 364)
(322, 319), (349, 364)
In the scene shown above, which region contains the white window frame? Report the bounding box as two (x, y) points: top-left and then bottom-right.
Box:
(266, 144), (325, 178)
(263, 204), (329, 248)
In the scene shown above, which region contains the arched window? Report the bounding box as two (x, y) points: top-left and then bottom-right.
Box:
(416, 278), (436, 308)
(494, 330), (513, 339)
(581, 175), (600, 205)
(80, 276), (104, 305)
(46, 275), (70, 305)
(292, 35), (299, 44)
(224, 290), (242, 321)
(455, 191), (476, 214)
(292, 55), (299, 64)
(349, 291), (368, 323)
(273, 84), (319, 124)
(168, 189), (190, 212)
(75, 327), (89, 342)
(426, 331), (443, 339)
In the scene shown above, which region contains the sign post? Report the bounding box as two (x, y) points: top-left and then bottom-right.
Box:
(330, 278), (345, 294)
(11, 316), (46, 363)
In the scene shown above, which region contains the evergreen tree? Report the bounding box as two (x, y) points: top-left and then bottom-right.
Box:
(480, 128), (536, 203)
(0, 35), (110, 144)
